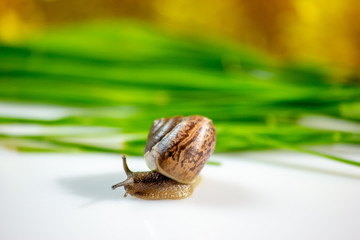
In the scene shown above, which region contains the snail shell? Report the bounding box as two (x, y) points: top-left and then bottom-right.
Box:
(144, 115), (216, 184)
(112, 115), (216, 200)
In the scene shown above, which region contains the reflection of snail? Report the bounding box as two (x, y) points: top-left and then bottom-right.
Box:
(112, 115), (217, 200)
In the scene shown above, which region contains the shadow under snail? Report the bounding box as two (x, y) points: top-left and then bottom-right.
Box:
(111, 115), (216, 200)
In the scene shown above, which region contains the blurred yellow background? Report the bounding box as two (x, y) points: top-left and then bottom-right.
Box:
(1, 0), (360, 70)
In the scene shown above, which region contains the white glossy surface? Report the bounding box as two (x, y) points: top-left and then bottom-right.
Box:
(1, 146), (360, 240)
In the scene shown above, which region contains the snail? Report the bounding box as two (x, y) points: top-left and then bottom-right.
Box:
(111, 115), (216, 200)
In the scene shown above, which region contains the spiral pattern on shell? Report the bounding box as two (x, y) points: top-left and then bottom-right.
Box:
(144, 115), (216, 184)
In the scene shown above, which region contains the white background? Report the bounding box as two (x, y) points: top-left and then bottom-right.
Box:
(1, 145), (360, 240)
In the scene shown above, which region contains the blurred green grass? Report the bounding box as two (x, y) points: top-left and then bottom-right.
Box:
(0, 21), (359, 166)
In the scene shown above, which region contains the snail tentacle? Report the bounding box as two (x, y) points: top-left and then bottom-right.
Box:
(111, 156), (134, 190)
(122, 155), (133, 177)
(111, 178), (134, 190)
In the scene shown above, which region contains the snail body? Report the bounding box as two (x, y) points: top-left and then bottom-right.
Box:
(112, 115), (216, 200)
(111, 156), (200, 200)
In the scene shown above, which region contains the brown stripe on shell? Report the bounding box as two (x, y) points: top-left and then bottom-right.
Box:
(144, 116), (184, 154)
(144, 115), (216, 184)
